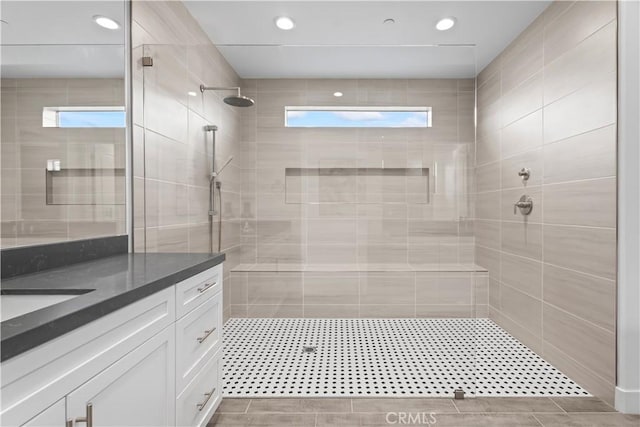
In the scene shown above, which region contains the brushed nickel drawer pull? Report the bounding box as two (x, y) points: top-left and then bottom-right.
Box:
(197, 281), (216, 293)
(197, 327), (217, 343)
(196, 387), (216, 411)
(74, 403), (93, 427)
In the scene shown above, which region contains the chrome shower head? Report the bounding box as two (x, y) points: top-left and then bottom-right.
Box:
(223, 94), (254, 107)
(199, 85), (255, 107)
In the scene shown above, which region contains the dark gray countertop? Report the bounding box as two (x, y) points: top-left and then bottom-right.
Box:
(0, 252), (225, 362)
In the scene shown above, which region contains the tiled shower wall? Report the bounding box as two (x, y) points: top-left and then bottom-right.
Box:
(238, 79), (476, 266)
(131, 0), (244, 321)
(230, 269), (488, 319)
(474, 1), (617, 403)
(230, 78), (478, 317)
(1, 78), (126, 248)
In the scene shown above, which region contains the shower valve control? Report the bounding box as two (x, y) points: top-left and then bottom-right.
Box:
(518, 168), (531, 182)
(518, 167), (531, 182)
(513, 195), (533, 215)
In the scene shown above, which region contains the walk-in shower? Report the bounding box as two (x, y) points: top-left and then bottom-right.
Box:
(132, 0), (622, 412)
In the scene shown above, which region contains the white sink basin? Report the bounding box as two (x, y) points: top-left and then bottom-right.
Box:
(0, 294), (79, 322)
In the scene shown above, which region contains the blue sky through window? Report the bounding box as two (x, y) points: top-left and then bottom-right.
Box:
(286, 108), (430, 128)
(58, 110), (126, 128)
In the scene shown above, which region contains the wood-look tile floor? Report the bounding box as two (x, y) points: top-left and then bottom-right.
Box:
(207, 397), (639, 426)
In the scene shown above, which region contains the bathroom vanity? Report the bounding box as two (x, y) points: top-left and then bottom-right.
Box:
(0, 252), (225, 427)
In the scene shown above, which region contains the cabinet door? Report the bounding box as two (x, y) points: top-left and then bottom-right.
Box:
(66, 325), (175, 427)
(21, 399), (65, 427)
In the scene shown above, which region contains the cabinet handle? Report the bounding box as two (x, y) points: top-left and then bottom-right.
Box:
(196, 387), (216, 411)
(197, 281), (216, 293)
(196, 327), (217, 343)
(74, 403), (93, 427)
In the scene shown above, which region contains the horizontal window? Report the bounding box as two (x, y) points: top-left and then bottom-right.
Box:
(43, 106), (126, 128)
(285, 106), (431, 128)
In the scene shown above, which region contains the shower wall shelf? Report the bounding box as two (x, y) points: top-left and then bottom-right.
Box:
(284, 167), (430, 204)
(45, 168), (125, 206)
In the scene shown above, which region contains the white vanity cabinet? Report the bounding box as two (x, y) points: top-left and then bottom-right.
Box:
(0, 264), (224, 427)
(66, 326), (176, 427)
(20, 400), (65, 427)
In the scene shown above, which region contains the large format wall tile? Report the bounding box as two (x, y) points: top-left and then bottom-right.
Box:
(501, 73), (543, 127)
(247, 273), (303, 305)
(360, 273), (415, 304)
(500, 252), (542, 299)
(543, 0), (617, 65)
(499, 283), (542, 340)
(474, 1), (617, 403)
(543, 124), (616, 184)
(303, 273), (359, 305)
(501, 222), (542, 260)
(501, 110), (543, 159)
(543, 264), (615, 332)
(543, 225), (616, 280)
(543, 178), (616, 228)
(415, 273), (473, 305)
(544, 21), (617, 105)
(500, 25), (543, 94)
(543, 304), (615, 384)
(543, 73), (616, 144)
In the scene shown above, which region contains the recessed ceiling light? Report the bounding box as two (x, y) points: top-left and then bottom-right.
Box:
(0, 19), (8, 25)
(383, 18), (395, 25)
(188, 91), (198, 97)
(275, 16), (295, 31)
(333, 92), (343, 97)
(93, 15), (120, 30)
(436, 17), (456, 31)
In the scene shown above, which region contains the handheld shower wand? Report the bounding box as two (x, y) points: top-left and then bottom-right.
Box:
(204, 123), (233, 253)
(216, 156), (233, 177)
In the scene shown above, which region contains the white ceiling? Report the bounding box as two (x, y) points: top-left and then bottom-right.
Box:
(0, 1), (126, 78)
(184, 1), (550, 79)
(0, 1), (550, 79)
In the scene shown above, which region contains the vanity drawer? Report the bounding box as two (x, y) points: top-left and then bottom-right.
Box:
(176, 291), (222, 392)
(176, 265), (222, 319)
(176, 348), (222, 427)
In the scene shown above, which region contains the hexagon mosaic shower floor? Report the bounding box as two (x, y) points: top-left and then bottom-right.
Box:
(222, 318), (589, 398)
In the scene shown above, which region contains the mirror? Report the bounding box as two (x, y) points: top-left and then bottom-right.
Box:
(1, 1), (128, 249)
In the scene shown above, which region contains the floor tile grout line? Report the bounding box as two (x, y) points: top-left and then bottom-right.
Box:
(531, 413), (546, 427)
(547, 397), (567, 413)
(451, 398), (460, 413)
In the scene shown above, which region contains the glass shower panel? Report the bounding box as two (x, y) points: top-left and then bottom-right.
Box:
(208, 40), (481, 397)
(137, 42), (245, 256)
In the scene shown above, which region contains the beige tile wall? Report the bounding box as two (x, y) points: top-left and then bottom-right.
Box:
(131, 0), (246, 321)
(1, 78), (126, 248)
(239, 78), (475, 268)
(230, 270), (489, 319)
(474, 1), (617, 404)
